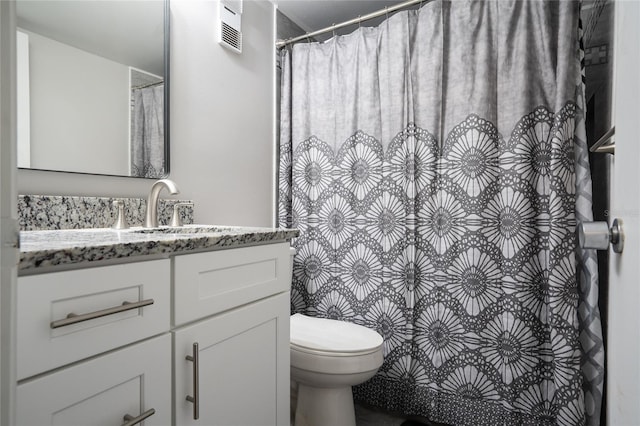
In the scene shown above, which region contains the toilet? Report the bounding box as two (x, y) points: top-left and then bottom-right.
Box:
(290, 313), (384, 426)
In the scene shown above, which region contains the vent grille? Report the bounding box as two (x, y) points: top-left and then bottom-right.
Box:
(221, 22), (242, 52)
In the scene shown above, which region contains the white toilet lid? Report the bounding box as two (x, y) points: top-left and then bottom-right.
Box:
(290, 314), (383, 354)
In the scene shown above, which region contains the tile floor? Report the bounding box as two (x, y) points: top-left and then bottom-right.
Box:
(355, 403), (407, 426)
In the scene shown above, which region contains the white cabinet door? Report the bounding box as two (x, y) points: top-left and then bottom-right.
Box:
(16, 334), (171, 426)
(174, 292), (290, 426)
(607, 2), (640, 424)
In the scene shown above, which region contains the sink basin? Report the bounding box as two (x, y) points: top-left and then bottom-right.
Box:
(129, 225), (243, 235)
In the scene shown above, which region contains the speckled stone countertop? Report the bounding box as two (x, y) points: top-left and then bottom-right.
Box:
(19, 225), (299, 273)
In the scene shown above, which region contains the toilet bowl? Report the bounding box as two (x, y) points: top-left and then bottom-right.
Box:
(290, 313), (384, 426)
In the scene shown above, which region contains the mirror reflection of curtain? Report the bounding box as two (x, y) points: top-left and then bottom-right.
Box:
(131, 84), (164, 178)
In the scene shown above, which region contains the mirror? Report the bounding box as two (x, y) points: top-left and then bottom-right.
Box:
(16, 0), (169, 178)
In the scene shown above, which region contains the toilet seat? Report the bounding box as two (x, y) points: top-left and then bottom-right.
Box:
(289, 314), (385, 426)
(290, 314), (383, 356)
(290, 343), (381, 357)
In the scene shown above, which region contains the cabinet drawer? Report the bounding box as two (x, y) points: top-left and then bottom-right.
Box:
(17, 259), (170, 380)
(17, 334), (171, 426)
(174, 242), (290, 325)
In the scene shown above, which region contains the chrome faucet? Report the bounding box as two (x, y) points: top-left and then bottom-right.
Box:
(145, 179), (180, 228)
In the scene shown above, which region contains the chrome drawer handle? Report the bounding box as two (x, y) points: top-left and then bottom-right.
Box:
(185, 342), (200, 420)
(50, 299), (155, 329)
(122, 408), (156, 426)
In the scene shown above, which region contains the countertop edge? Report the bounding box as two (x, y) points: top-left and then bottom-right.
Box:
(19, 228), (299, 273)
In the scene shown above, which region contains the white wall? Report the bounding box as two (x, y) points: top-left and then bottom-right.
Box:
(169, 0), (275, 226)
(21, 29), (130, 176)
(17, 0), (276, 227)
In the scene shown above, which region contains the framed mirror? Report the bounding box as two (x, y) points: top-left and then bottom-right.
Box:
(16, 0), (170, 178)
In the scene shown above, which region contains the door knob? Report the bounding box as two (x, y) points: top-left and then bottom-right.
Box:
(578, 218), (624, 253)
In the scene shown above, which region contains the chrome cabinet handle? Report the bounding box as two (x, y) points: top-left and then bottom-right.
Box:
(122, 408), (156, 426)
(50, 299), (155, 329)
(185, 342), (200, 420)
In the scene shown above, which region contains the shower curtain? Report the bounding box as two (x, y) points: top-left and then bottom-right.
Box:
(278, 1), (603, 425)
(131, 85), (164, 178)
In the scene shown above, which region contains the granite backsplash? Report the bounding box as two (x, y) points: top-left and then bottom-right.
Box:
(19, 195), (194, 231)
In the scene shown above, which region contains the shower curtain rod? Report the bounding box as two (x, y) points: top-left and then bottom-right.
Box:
(132, 80), (164, 90)
(276, 0), (429, 48)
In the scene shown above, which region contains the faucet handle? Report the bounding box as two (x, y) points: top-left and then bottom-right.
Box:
(170, 202), (194, 227)
(112, 200), (129, 230)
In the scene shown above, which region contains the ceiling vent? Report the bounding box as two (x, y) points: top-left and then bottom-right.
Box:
(218, 0), (242, 54)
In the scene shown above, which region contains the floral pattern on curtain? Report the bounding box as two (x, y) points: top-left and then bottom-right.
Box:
(278, 1), (603, 425)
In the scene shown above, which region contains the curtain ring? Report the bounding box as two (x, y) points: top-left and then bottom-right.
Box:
(385, 6), (389, 19)
(332, 23), (336, 37)
(358, 15), (361, 28)
(306, 33), (311, 43)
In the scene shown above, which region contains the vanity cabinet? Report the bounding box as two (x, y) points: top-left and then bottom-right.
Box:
(16, 241), (292, 426)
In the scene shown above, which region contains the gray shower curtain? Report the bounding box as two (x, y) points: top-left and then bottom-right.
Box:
(131, 85), (164, 178)
(279, 1), (603, 425)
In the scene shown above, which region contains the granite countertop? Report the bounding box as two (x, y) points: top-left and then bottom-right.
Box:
(19, 225), (299, 272)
